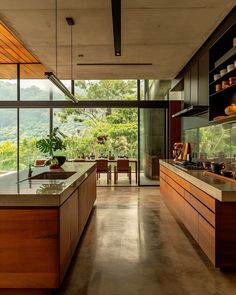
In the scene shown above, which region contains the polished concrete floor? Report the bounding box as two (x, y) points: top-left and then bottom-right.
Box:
(57, 187), (236, 295)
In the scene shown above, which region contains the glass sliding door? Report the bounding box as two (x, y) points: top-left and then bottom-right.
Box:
(139, 108), (166, 185)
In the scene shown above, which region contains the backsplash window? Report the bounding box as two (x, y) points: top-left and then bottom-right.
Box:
(183, 123), (233, 161)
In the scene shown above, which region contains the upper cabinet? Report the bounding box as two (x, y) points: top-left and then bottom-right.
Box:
(183, 53), (209, 107)
(209, 22), (236, 122)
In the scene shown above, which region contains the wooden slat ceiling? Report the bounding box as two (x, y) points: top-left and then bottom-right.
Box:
(0, 21), (47, 78)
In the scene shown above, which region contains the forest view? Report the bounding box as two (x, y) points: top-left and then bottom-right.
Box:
(0, 80), (138, 172)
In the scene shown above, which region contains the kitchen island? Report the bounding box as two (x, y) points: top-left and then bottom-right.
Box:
(0, 162), (96, 295)
(160, 159), (236, 269)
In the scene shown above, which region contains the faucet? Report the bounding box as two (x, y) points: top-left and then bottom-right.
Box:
(28, 164), (33, 178)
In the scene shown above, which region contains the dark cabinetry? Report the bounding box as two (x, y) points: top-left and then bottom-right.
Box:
(183, 53), (208, 107)
(209, 22), (236, 122)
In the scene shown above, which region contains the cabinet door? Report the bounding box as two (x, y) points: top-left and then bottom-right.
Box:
(184, 70), (191, 105)
(198, 52), (208, 105)
(184, 201), (198, 242)
(191, 62), (198, 105)
(198, 215), (215, 265)
(60, 190), (79, 282)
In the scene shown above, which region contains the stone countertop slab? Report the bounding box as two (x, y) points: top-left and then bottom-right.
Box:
(0, 162), (96, 207)
(160, 159), (236, 202)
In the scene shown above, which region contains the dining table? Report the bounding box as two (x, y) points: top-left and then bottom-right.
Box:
(70, 158), (138, 183)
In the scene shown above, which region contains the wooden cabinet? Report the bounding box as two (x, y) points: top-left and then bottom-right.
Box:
(198, 215), (215, 264)
(0, 166), (97, 295)
(160, 162), (236, 268)
(60, 190), (79, 282)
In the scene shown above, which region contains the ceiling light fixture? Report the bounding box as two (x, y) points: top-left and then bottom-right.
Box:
(111, 0), (121, 56)
(45, 72), (77, 102)
(45, 0), (77, 103)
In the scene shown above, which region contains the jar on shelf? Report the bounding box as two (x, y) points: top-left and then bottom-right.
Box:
(222, 80), (230, 89)
(215, 84), (222, 91)
(229, 77), (236, 86)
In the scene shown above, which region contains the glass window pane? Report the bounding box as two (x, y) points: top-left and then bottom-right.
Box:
(0, 109), (17, 173)
(53, 108), (138, 160)
(19, 109), (49, 170)
(74, 80), (137, 100)
(52, 80), (71, 100)
(20, 64), (51, 101)
(0, 64), (17, 100)
(139, 108), (165, 185)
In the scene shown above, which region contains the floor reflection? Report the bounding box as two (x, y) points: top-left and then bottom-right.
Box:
(57, 187), (236, 295)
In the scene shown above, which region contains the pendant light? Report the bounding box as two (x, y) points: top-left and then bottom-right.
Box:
(45, 0), (77, 103)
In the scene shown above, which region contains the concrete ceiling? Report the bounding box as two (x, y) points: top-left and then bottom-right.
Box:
(0, 1), (235, 80)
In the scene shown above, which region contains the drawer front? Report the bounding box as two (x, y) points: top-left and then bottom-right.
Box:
(185, 200), (199, 242)
(189, 184), (215, 213)
(160, 177), (185, 222)
(184, 191), (215, 227)
(198, 215), (216, 265)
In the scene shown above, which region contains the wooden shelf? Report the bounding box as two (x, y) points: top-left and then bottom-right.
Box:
(209, 47), (236, 74)
(209, 83), (236, 98)
(209, 114), (236, 125)
(209, 68), (236, 86)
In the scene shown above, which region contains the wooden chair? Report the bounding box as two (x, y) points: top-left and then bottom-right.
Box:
(96, 159), (111, 184)
(34, 159), (46, 166)
(114, 159), (131, 184)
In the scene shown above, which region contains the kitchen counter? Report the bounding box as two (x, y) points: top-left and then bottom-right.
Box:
(160, 159), (236, 202)
(0, 162), (97, 295)
(0, 162), (96, 207)
(160, 159), (236, 268)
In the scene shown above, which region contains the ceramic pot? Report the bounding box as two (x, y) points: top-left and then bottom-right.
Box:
(211, 162), (225, 174)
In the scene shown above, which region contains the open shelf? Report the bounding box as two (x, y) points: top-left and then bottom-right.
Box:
(209, 46), (236, 74)
(209, 114), (236, 125)
(209, 68), (236, 86)
(209, 83), (236, 98)
(208, 22), (236, 122)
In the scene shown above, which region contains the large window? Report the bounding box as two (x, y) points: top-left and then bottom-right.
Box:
(0, 65), (17, 101)
(53, 108), (138, 160)
(0, 109), (17, 173)
(74, 80), (137, 100)
(19, 109), (49, 169)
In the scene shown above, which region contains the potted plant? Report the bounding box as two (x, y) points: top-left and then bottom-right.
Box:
(36, 127), (66, 168)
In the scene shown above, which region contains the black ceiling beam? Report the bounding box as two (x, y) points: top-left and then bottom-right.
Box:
(111, 0), (121, 56)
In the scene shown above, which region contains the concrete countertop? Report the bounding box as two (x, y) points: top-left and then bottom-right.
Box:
(160, 159), (236, 202)
(0, 162), (96, 207)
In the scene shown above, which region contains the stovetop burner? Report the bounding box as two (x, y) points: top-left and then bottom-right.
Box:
(173, 160), (204, 170)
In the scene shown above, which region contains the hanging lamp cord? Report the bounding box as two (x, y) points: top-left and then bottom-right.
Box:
(71, 24), (73, 82)
(55, 0), (58, 76)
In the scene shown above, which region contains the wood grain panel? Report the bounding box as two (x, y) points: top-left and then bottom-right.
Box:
(160, 177), (185, 222)
(184, 191), (215, 227)
(185, 200), (199, 242)
(0, 22), (38, 63)
(0, 209), (59, 288)
(0, 289), (51, 295)
(198, 215), (215, 265)
(215, 201), (236, 267)
(60, 190), (78, 283)
(189, 184), (215, 213)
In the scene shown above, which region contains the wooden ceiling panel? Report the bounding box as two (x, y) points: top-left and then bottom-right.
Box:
(0, 22), (39, 63)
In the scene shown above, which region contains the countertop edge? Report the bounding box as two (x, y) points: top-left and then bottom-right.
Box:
(159, 159), (235, 202)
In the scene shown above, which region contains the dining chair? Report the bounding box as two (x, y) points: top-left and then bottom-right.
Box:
(114, 159), (131, 184)
(96, 159), (112, 184)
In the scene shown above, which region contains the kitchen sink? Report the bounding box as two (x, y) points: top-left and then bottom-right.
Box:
(30, 171), (76, 180)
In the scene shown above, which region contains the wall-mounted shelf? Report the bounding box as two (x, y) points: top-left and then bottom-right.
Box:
(209, 114), (236, 125)
(208, 22), (236, 122)
(209, 83), (236, 98)
(209, 68), (236, 86)
(209, 47), (236, 75)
